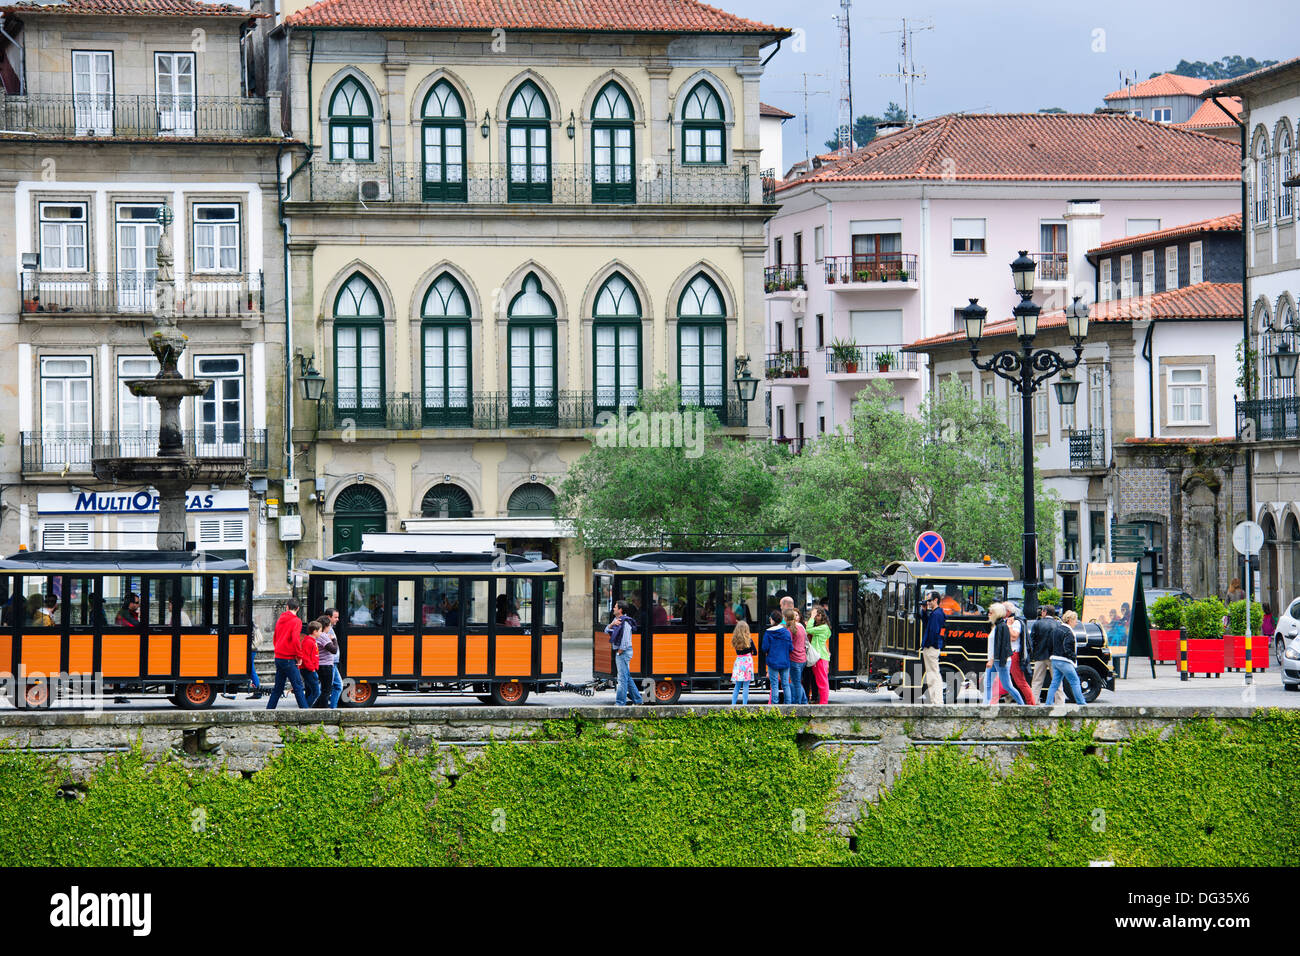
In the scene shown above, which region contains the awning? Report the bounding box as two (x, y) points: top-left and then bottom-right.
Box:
(399, 516), (574, 539)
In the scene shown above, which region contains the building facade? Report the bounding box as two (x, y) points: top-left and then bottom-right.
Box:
(0, 0), (291, 607)
(271, 0), (785, 635)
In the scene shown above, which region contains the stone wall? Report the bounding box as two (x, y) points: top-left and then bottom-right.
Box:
(0, 704), (1252, 838)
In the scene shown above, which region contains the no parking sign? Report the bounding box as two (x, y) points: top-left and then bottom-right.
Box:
(914, 531), (945, 563)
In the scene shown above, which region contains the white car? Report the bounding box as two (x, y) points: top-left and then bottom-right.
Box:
(1275, 598), (1300, 665)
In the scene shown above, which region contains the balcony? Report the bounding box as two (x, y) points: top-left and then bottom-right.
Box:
(21, 430), (268, 475)
(1237, 397), (1300, 441)
(318, 391), (748, 432)
(824, 344), (919, 379)
(761, 167), (777, 204)
(1031, 252), (1069, 282)
(0, 93), (270, 139)
(299, 159), (755, 205)
(1068, 428), (1107, 471)
(21, 272), (264, 318)
(771, 435), (807, 455)
(765, 350), (810, 386)
(823, 254), (919, 290)
(763, 265), (806, 294)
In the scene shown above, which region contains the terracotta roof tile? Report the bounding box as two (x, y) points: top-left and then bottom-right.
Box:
(1178, 97), (1241, 129)
(778, 113), (1238, 189)
(1104, 72), (1212, 101)
(0, 0), (264, 16)
(284, 0), (787, 34)
(760, 102), (794, 119)
(1088, 213), (1241, 257)
(906, 282), (1243, 351)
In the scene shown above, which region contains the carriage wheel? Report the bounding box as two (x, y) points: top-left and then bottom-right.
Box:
(489, 682), (529, 706)
(19, 680), (51, 710)
(174, 683), (217, 710)
(652, 680), (682, 705)
(345, 681), (379, 707)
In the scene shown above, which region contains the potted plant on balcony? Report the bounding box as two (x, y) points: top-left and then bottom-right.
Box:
(765, 366), (779, 381)
(855, 269), (870, 283)
(876, 350), (896, 372)
(898, 268), (910, 281)
(764, 279), (776, 293)
(797, 364), (808, 378)
(830, 339), (860, 374)
(825, 269), (837, 284)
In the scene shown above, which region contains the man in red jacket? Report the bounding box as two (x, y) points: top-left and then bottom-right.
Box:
(266, 598), (310, 710)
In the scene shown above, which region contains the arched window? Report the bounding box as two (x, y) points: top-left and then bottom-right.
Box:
(677, 273), (726, 415)
(681, 81), (725, 165)
(592, 273), (641, 414)
(328, 77), (374, 162)
(421, 483), (474, 518)
(332, 483), (386, 554)
(507, 482), (555, 517)
(507, 273), (557, 425)
(333, 273), (384, 423)
(421, 80), (467, 202)
(421, 274), (472, 426)
(1279, 126), (1294, 220)
(1264, 298), (1297, 401)
(507, 82), (551, 203)
(1255, 134), (1271, 225)
(591, 82), (634, 203)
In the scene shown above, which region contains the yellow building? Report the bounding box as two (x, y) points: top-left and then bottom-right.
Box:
(271, 0), (788, 634)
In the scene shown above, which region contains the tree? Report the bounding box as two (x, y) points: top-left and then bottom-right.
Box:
(555, 382), (782, 558)
(1038, 107), (1067, 114)
(1157, 56), (1277, 80)
(768, 379), (1059, 575)
(822, 102), (908, 152)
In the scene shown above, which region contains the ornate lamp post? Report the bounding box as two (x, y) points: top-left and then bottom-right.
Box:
(964, 253), (1090, 618)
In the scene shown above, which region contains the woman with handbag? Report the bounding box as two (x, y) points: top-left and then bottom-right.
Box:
(805, 606), (833, 704)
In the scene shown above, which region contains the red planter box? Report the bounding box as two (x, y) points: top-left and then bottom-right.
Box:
(1153, 629), (1182, 663)
(1182, 638), (1225, 676)
(1223, 634), (1269, 671)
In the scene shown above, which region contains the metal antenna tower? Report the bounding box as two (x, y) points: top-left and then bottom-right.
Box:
(776, 73), (830, 161)
(835, 0), (852, 152)
(879, 17), (932, 124)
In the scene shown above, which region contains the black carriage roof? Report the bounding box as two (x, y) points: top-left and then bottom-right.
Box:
(882, 560), (1013, 582)
(304, 552), (559, 574)
(598, 551), (854, 574)
(0, 550), (250, 572)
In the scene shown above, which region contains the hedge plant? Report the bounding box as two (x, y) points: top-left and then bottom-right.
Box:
(1149, 594), (1187, 631)
(1183, 597), (1228, 640)
(1227, 599), (1265, 636)
(1037, 587), (1062, 608)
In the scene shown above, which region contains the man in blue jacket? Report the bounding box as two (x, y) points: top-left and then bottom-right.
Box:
(920, 590), (946, 704)
(762, 610), (794, 705)
(606, 601), (643, 706)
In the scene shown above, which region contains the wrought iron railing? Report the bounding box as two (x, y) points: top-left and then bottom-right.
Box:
(1031, 251), (1069, 281)
(823, 253), (918, 285)
(319, 390), (747, 430)
(765, 350), (809, 379)
(1237, 397), (1300, 441)
(763, 265), (806, 291)
(1068, 428), (1107, 470)
(20, 271), (264, 316)
(0, 93), (270, 138)
(824, 344), (917, 374)
(299, 159), (752, 204)
(761, 167), (777, 204)
(21, 429), (267, 473)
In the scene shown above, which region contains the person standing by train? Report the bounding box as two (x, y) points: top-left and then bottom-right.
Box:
(983, 603), (1026, 705)
(920, 591), (946, 705)
(1045, 609), (1087, 706)
(267, 598), (310, 710)
(314, 614), (339, 708)
(1029, 606), (1065, 704)
(730, 621), (756, 705)
(762, 609), (794, 705)
(318, 607), (344, 708)
(1004, 601), (1037, 706)
(805, 605), (833, 704)
(299, 620), (323, 707)
(787, 606), (809, 705)
(607, 600), (643, 706)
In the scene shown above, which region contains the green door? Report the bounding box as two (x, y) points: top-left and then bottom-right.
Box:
(332, 484), (386, 555)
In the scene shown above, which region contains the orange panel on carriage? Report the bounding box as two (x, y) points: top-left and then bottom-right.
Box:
(148, 633), (173, 675)
(495, 634), (531, 675)
(593, 631), (612, 674)
(836, 632), (854, 672)
(421, 634), (457, 676)
(695, 633), (719, 674)
(179, 634), (217, 676)
(347, 634), (384, 675)
(20, 635), (60, 678)
(101, 634), (141, 677)
(465, 634), (488, 674)
(227, 634), (249, 676)
(0, 633), (11, 676)
(541, 633), (559, 674)
(390, 634), (414, 675)
(69, 634), (93, 675)
(652, 633), (688, 674)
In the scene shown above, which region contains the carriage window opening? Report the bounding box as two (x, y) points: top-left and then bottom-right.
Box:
(721, 577), (757, 628)
(837, 578), (856, 628)
(345, 577), (385, 626)
(801, 576), (829, 614)
(234, 577), (253, 628)
(612, 577), (643, 625)
(20, 575), (59, 628)
(0, 576), (11, 625)
(464, 579), (490, 626)
(65, 576), (94, 628)
(650, 576), (688, 627)
(318, 578), (339, 620)
(395, 579), (416, 626)
(103, 575), (143, 627)
(179, 575), (204, 627)
(146, 578), (174, 627)
(594, 575), (613, 627)
(542, 580), (559, 628)
(903, 584), (914, 616)
(693, 578), (721, 628)
(494, 577), (525, 628)
(420, 576), (457, 628)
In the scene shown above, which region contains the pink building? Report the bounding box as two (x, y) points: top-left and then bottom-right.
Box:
(762, 113), (1239, 450)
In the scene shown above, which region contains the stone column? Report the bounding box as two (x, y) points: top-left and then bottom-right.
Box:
(382, 50), (410, 167)
(646, 64), (672, 168)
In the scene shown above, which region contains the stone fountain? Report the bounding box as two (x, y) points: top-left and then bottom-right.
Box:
(92, 207), (249, 550)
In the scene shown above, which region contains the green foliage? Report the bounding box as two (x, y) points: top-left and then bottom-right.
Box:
(1228, 599), (1265, 637)
(1237, 339), (1259, 396)
(1165, 56), (1278, 80)
(855, 714), (1300, 866)
(823, 102), (908, 151)
(1184, 597), (1229, 640)
(1038, 587), (1062, 607)
(1075, 591), (1084, 615)
(1149, 594), (1187, 631)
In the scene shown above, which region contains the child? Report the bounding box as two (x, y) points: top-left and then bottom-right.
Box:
(300, 620), (322, 708)
(730, 621), (756, 705)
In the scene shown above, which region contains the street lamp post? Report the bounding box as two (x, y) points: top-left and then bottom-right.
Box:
(964, 252), (1089, 619)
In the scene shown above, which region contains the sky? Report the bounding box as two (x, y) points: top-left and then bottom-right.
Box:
(746, 0), (1300, 164)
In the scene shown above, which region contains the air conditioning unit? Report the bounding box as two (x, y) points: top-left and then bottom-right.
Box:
(358, 179), (391, 202)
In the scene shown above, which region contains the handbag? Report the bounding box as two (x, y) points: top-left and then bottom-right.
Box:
(806, 639), (821, 665)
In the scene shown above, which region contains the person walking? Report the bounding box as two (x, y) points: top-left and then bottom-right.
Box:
(730, 621), (756, 705)
(314, 612), (339, 708)
(266, 598), (310, 710)
(762, 609), (794, 705)
(787, 607), (809, 705)
(606, 600), (643, 706)
(805, 605), (833, 704)
(920, 590), (946, 705)
(321, 607), (345, 707)
(1005, 601), (1037, 706)
(983, 603), (1026, 705)
(1029, 606), (1064, 705)
(299, 620), (322, 707)
(1045, 608), (1087, 706)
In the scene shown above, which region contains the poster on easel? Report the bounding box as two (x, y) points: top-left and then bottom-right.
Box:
(1080, 562), (1154, 678)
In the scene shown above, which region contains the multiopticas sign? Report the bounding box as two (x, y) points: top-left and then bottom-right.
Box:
(37, 490), (248, 515)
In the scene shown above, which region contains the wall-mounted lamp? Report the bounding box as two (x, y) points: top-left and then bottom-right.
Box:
(566, 111), (575, 139)
(481, 110), (491, 138)
(296, 353), (326, 402)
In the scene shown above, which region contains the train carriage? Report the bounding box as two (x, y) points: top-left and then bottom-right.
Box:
(872, 558), (1114, 702)
(0, 550), (253, 709)
(304, 551), (563, 706)
(593, 551), (859, 704)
